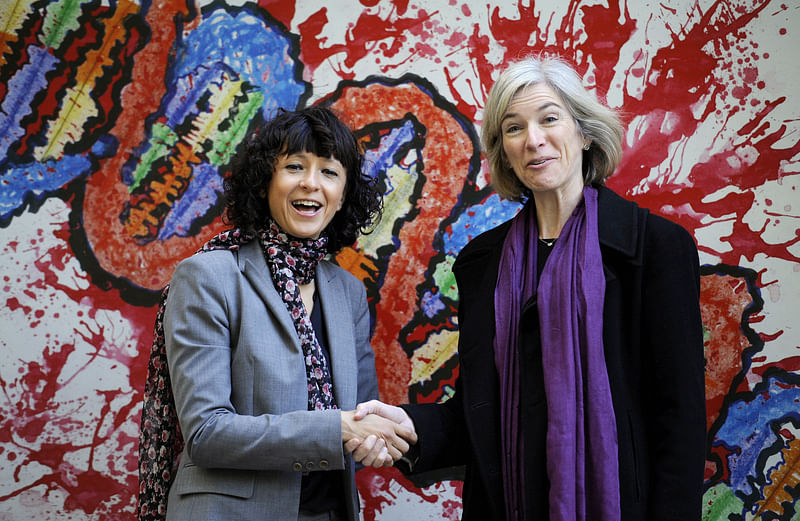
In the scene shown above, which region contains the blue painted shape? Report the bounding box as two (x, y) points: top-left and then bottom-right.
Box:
(363, 120), (417, 190)
(170, 7), (305, 115)
(714, 374), (800, 500)
(158, 162), (223, 240)
(0, 46), (59, 162)
(1, 137), (116, 221)
(161, 62), (230, 129)
(1, 155), (91, 220)
(420, 289), (446, 318)
(441, 193), (521, 257)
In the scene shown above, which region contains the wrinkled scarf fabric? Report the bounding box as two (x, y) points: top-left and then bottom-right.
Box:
(137, 223), (334, 521)
(258, 220), (337, 410)
(493, 186), (620, 520)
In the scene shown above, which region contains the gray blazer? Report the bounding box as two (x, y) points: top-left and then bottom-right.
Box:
(163, 240), (378, 521)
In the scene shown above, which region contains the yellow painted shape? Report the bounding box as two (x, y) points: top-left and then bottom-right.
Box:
(409, 327), (458, 386)
(0, 0), (32, 67)
(35, 0), (140, 161)
(183, 75), (242, 150)
(358, 160), (419, 257)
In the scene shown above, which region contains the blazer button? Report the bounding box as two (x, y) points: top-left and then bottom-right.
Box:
(292, 462), (303, 472)
(305, 461), (315, 471)
(319, 459), (329, 470)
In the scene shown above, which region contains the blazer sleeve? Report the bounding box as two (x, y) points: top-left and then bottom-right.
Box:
(164, 252), (345, 472)
(640, 216), (706, 520)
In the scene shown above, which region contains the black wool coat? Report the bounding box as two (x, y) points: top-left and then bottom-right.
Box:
(402, 185), (706, 521)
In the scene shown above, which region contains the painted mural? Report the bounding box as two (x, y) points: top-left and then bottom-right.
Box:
(0, 0), (798, 519)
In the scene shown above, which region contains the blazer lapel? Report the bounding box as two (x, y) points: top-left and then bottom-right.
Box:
(315, 262), (358, 409)
(237, 241), (300, 352)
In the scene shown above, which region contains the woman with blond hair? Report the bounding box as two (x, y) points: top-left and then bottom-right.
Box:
(355, 56), (706, 521)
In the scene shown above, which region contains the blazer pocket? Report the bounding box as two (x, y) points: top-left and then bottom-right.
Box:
(173, 463), (255, 499)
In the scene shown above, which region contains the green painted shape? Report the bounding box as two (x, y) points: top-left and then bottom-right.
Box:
(702, 483), (744, 521)
(209, 90), (263, 167)
(42, 0), (85, 48)
(129, 122), (178, 192)
(432, 255), (458, 301)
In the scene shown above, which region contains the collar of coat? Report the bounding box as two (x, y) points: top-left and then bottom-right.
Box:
(455, 185), (648, 273)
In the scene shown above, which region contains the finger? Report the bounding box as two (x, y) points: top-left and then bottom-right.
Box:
(363, 437), (385, 468)
(344, 438), (361, 454)
(387, 431), (410, 455)
(384, 438), (404, 461)
(379, 445), (393, 467)
(352, 435), (377, 464)
(397, 425), (418, 445)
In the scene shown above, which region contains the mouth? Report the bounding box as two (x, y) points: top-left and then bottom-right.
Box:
(291, 199), (322, 214)
(528, 157), (554, 167)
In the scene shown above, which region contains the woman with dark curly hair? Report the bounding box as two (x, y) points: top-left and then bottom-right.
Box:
(155, 106), (416, 521)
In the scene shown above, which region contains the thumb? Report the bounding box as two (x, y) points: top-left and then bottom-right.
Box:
(354, 400), (378, 420)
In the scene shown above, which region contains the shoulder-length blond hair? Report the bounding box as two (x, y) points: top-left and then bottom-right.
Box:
(481, 55), (624, 201)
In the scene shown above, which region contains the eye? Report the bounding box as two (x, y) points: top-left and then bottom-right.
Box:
(502, 123), (522, 134)
(543, 114), (559, 124)
(322, 168), (340, 177)
(286, 163), (303, 171)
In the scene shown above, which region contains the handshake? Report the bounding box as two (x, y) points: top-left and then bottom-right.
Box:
(340, 400), (417, 468)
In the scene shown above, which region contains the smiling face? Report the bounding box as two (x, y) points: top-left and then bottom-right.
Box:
(268, 151), (347, 239)
(501, 83), (589, 199)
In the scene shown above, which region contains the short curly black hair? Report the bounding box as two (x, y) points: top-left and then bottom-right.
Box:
(223, 106), (383, 253)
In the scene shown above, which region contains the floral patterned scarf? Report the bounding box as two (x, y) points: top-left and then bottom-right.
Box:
(258, 220), (337, 410)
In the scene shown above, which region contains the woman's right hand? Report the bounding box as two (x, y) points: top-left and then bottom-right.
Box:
(341, 408), (416, 468)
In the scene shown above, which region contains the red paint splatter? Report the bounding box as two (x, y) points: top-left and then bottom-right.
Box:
(296, 6), (434, 77)
(257, 0), (295, 28)
(356, 466), (463, 520)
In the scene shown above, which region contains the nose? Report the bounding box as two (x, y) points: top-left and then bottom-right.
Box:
(299, 169), (321, 190)
(526, 125), (545, 149)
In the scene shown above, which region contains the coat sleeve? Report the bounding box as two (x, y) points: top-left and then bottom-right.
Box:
(399, 374), (471, 473)
(640, 216), (706, 520)
(164, 252), (345, 472)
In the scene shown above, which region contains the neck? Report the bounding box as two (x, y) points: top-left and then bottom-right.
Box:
(299, 281), (315, 314)
(532, 185), (584, 238)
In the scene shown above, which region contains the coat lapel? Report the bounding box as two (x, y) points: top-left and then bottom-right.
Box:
(316, 262), (358, 409)
(596, 185), (647, 265)
(237, 241), (301, 353)
(238, 241), (357, 407)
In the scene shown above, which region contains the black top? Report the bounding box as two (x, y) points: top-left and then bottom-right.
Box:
(518, 238), (555, 518)
(299, 290), (345, 514)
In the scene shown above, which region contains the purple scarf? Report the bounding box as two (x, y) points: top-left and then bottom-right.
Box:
(493, 186), (620, 520)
